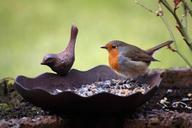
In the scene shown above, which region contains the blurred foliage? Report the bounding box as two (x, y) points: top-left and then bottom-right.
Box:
(0, 0), (191, 78)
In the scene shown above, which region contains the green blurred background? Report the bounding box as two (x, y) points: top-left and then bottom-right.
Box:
(0, 0), (191, 78)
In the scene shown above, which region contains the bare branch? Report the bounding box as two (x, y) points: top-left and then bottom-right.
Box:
(159, 0), (192, 50)
(174, 51), (192, 67)
(135, 0), (192, 67)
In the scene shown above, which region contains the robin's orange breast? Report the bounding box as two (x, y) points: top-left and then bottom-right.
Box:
(108, 49), (120, 71)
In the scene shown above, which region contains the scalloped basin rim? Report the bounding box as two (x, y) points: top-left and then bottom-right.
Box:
(14, 65), (162, 114)
(15, 65), (162, 97)
(15, 79), (148, 98)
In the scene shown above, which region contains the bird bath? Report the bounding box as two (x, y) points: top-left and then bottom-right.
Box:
(14, 65), (162, 115)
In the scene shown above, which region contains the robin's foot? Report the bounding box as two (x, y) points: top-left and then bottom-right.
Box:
(115, 79), (137, 89)
(122, 78), (136, 84)
(117, 79), (136, 85)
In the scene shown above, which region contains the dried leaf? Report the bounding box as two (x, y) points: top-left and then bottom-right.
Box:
(174, 0), (181, 7)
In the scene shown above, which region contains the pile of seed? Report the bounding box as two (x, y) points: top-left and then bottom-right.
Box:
(70, 79), (150, 97)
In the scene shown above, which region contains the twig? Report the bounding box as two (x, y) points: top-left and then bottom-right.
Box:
(159, 12), (192, 67)
(176, 51), (192, 67)
(181, 0), (192, 17)
(160, 17), (177, 47)
(159, 0), (192, 50)
(135, 0), (156, 14)
(181, 2), (187, 33)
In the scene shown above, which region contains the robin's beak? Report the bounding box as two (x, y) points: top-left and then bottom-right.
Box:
(101, 46), (107, 49)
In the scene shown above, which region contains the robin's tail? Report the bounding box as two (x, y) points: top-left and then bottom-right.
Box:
(146, 40), (174, 55)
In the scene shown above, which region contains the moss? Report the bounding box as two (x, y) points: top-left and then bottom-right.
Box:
(0, 103), (12, 111)
(0, 77), (23, 109)
(0, 77), (15, 96)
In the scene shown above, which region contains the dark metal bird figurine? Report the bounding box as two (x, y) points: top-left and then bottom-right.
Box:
(41, 25), (78, 75)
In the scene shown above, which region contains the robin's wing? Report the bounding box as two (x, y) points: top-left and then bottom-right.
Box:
(122, 45), (157, 63)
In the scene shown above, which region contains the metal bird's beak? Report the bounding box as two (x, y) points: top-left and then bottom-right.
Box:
(101, 46), (107, 49)
(41, 54), (55, 65)
(41, 61), (46, 65)
(41, 58), (47, 65)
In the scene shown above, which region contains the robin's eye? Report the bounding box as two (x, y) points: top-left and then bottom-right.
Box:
(112, 45), (117, 49)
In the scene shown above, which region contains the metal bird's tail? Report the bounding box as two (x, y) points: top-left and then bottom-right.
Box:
(70, 25), (78, 43)
(146, 40), (174, 55)
(65, 25), (78, 53)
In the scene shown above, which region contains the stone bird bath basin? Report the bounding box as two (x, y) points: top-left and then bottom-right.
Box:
(14, 65), (162, 115)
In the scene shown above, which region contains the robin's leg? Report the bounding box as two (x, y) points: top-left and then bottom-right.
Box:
(115, 78), (136, 89)
(123, 78), (136, 84)
(116, 79), (128, 85)
(123, 78), (129, 84)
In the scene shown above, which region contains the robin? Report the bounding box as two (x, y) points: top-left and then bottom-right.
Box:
(101, 40), (173, 79)
(41, 25), (78, 75)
